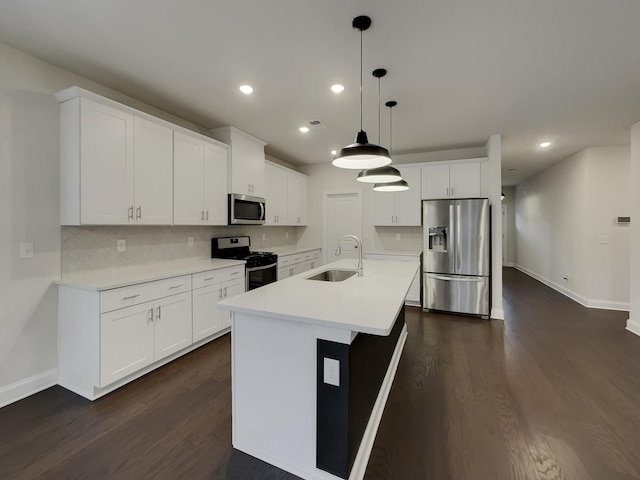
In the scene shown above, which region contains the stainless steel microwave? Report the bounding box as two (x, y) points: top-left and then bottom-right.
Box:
(228, 193), (266, 225)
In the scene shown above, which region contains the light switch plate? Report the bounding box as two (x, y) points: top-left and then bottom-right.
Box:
(19, 242), (34, 259)
(598, 235), (609, 244)
(117, 239), (126, 252)
(323, 357), (340, 387)
(396, 233), (401, 240)
(188, 237), (194, 247)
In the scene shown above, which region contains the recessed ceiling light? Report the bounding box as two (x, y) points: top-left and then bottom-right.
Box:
(539, 141), (551, 148)
(330, 84), (345, 94)
(331, 150), (337, 155)
(299, 126), (310, 133)
(239, 85), (253, 94)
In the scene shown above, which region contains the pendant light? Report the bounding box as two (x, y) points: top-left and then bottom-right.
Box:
(357, 68), (403, 183)
(332, 16), (392, 170)
(374, 101), (409, 192)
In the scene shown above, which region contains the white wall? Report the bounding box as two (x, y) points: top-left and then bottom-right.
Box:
(501, 186), (516, 266)
(515, 145), (630, 310)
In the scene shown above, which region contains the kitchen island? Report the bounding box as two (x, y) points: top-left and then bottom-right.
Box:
(218, 258), (419, 480)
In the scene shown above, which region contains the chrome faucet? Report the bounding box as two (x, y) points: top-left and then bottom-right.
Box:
(335, 234), (363, 276)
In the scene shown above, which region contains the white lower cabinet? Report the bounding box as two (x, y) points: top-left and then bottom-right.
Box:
(100, 301), (155, 387)
(192, 265), (245, 342)
(277, 249), (321, 280)
(59, 264), (244, 400)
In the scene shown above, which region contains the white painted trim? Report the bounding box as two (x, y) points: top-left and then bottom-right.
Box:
(587, 299), (630, 311)
(490, 308), (505, 320)
(626, 319), (640, 337)
(0, 369), (58, 409)
(515, 265), (629, 312)
(503, 262), (514, 267)
(347, 325), (408, 480)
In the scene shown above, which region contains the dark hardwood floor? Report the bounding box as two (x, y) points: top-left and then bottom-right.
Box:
(1, 267), (639, 479)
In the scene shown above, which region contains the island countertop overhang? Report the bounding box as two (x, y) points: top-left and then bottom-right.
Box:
(218, 258), (419, 336)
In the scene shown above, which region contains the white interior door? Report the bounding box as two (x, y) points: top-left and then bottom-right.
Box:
(323, 191), (362, 264)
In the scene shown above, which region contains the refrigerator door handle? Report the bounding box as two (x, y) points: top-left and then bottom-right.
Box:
(427, 274), (485, 282)
(456, 203), (462, 272)
(449, 203), (454, 271)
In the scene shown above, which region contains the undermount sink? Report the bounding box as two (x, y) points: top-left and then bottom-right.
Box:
(306, 269), (357, 282)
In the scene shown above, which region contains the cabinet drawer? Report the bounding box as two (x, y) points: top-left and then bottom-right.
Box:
(192, 266), (244, 289)
(278, 255), (294, 267)
(100, 275), (191, 313)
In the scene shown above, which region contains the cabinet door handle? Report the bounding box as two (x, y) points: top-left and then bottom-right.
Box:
(204, 277), (215, 281)
(224, 286), (228, 297)
(206, 210), (209, 221)
(201, 210), (205, 221)
(218, 288), (223, 300)
(128, 206), (134, 220)
(148, 308), (154, 322)
(123, 294), (140, 301)
(451, 187), (454, 196)
(169, 284), (183, 289)
(156, 306), (161, 320)
(136, 206), (141, 220)
(446, 187), (449, 196)
(230, 271), (240, 276)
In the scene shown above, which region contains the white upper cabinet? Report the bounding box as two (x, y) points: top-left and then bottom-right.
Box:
(287, 171), (308, 225)
(174, 131), (228, 226)
(203, 141), (228, 226)
(264, 161), (308, 226)
(372, 166), (421, 226)
(60, 97), (135, 225)
(133, 117), (174, 225)
(209, 126), (267, 197)
(421, 160), (483, 199)
(265, 162), (288, 225)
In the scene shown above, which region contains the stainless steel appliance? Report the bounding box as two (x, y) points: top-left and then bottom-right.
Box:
(228, 194), (266, 225)
(211, 236), (277, 290)
(423, 198), (490, 318)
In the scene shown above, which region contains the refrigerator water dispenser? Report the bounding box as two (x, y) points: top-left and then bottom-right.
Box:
(428, 227), (448, 252)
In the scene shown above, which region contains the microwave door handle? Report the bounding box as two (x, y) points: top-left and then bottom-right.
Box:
(259, 202), (265, 221)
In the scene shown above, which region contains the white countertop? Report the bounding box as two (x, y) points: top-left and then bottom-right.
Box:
(218, 258), (418, 336)
(55, 258), (246, 291)
(366, 250), (422, 257)
(269, 245), (322, 257)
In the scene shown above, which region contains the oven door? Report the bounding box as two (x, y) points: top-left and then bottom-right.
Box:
(229, 194), (266, 225)
(246, 262), (278, 290)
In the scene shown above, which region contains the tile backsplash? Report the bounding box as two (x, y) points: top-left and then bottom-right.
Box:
(61, 225), (297, 274)
(372, 226), (423, 252)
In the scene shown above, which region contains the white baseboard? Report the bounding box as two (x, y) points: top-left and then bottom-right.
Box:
(626, 319), (640, 337)
(0, 369), (58, 409)
(587, 299), (630, 311)
(490, 308), (505, 320)
(514, 265), (629, 312)
(503, 262), (514, 267)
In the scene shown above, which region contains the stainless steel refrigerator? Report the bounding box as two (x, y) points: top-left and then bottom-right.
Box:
(423, 198), (490, 318)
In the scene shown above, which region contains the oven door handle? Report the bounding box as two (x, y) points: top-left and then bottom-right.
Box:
(245, 262), (278, 273)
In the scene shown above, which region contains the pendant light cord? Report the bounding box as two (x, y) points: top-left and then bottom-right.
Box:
(360, 28), (363, 132)
(389, 106), (393, 155)
(378, 76), (381, 144)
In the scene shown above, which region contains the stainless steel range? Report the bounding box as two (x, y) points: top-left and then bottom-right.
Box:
(211, 236), (278, 291)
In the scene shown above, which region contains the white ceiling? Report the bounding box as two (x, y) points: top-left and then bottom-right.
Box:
(1, 0), (640, 185)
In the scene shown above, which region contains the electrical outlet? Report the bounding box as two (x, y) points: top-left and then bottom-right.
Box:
(188, 237), (194, 247)
(323, 357), (340, 387)
(396, 233), (401, 240)
(117, 239), (126, 252)
(19, 242), (34, 259)
(285, 232), (289, 239)
(262, 233), (266, 241)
